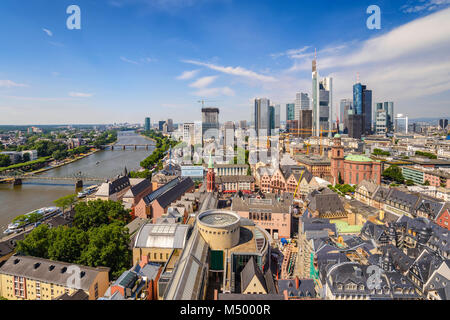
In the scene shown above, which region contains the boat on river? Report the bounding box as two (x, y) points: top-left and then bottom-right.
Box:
(77, 185), (99, 198)
(3, 207), (61, 234)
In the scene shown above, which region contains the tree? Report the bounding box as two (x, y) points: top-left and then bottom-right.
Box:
(52, 149), (67, 161)
(372, 148), (390, 156)
(47, 227), (88, 263)
(74, 199), (131, 231)
(424, 180), (430, 186)
(338, 172), (344, 185)
(22, 153), (30, 162)
(16, 224), (52, 258)
(16, 223), (131, 278)
(78, 223), (132, 279)
(405, 179), (415, 186)
(54, 194), (77, 213)
(0, 154), (11, 167)
(382, 165), (404, 184)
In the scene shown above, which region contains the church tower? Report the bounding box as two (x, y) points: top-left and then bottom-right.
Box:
(331, 134), (344, 185)
(206, 152), (215, 193)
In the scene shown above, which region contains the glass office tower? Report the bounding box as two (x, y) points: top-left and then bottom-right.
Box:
(286, 103), (295, 121)
(145, 117), (151, 131)
(254, 98), (270, 137)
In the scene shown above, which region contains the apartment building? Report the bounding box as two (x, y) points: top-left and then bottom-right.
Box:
(0, 255), (109, 300)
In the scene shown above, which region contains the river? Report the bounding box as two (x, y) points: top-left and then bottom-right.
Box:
(0, 131), (155, 232)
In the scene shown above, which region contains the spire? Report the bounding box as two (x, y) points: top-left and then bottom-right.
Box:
(208, 151), (214, 169)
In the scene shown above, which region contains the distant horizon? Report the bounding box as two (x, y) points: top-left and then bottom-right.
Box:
(1, 115), (449, 128)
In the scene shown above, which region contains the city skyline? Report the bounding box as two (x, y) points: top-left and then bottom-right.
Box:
(1, 0), (450, 125)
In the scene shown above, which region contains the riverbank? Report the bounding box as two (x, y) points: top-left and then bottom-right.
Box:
(138, 133), (156, 143)
(0, 131), (147, 227)
(17, 149), (101, 177)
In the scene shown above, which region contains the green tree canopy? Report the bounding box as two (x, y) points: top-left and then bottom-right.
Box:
(16, 224), (52, 259)
(73, 199), (131, 231)
(382, 165), (405, 184)
(54, 194), (77, 212)
(78, 223), (131, 279)
(0, 154), (11, 167)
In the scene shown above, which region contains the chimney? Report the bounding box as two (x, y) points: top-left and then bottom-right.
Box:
(295, 277), (300, 289)
(283, 290), (289, 300)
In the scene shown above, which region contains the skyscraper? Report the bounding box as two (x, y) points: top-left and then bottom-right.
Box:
(274, 104), (280, 131)
(312, 55), (320, 137)
(439, 118), (448, 130)
(167, 118), (174, 132)
(158, 120), (166, 131)
(312, 55), (332, 137)
(201, 108), (220, 140)
(286, 103), (295, 121)
(353, 83), (372, 135)
(254, 98), (270, 137)
(384, 102), (394, 132)
(375, 110), (388, 135)
(299, 110), (313, 139)
(348, 112), (363, 140)
(295, 93), (310, 122)
(340, 99), (352, 132)
(144, 117), (151, 131)
(269, 106), (275, 134)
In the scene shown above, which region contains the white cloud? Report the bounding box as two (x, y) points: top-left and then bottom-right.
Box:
(176, 69), (200, 80)
(193, 86), (235, 97)
(0, 80), (28, 88)
(402, 0), (450, 13)
(189, 76), (218, 89)
(141, 57), (157, 63)
(121, 56), (156, 65)
(120, 56), (139, 65)
(270, 46), (310, 59)
(183, 60), (277, 82)
(108, 0), (222, 11)
(42, 28), (53, 37)
(256, 7), (450, 120)
(69, 92), (93, 98)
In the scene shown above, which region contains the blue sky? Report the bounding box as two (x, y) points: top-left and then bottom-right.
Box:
(0, 0), (449, 125)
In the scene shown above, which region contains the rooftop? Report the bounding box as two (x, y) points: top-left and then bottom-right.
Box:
(0, 255), (109, 291)
(345, 154), (374, 162)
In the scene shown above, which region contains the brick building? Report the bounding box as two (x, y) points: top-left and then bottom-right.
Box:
(330, 135), (381, 185)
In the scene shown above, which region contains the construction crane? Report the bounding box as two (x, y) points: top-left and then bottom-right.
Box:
(197, 99), (217, 108)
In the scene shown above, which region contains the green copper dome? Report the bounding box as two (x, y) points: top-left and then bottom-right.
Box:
(345, 154), (373, 162)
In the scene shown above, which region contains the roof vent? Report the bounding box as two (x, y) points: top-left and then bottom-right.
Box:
(49, 265), (55, 271)
(13, 258), (20, 265)
(61, 267), (67, 273)
(33, 263), (41, 269)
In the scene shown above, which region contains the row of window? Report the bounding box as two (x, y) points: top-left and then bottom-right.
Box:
(198, 226), (238, 235)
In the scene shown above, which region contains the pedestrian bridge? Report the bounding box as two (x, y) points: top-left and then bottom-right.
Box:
(102, 144), (154, 151)
(0, 174), (106, 188)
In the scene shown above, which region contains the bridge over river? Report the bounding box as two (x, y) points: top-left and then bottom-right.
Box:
(0, 174), (106, 188)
